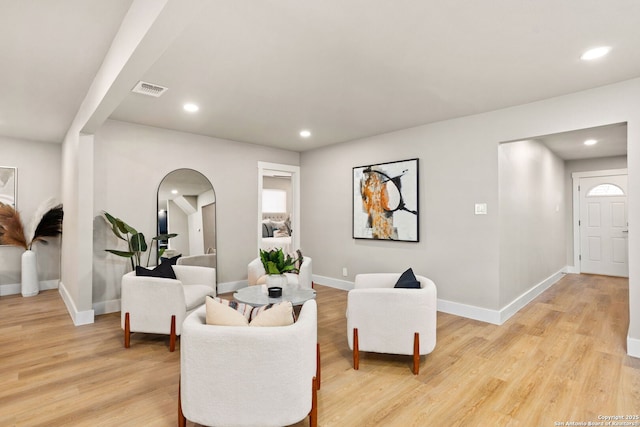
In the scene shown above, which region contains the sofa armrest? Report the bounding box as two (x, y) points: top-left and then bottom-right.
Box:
(354, 273), (400, 289)
(297, 256), (313, 289)
(173, 265), (216, 292)
(120, 272), (187, 334)
(248, 257), (265, 285)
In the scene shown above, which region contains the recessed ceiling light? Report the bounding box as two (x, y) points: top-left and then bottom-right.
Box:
(299, 130), (311, 138)
(171, 189), (179, 194)
(183, 103), (199, 113)
(580, 46), (611, 61)
(584, 139), (598, 146)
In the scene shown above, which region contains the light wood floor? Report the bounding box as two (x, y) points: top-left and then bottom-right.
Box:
(1, 274), (639, 426)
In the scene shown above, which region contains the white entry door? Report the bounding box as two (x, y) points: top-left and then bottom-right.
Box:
(579, 174), (628, 277)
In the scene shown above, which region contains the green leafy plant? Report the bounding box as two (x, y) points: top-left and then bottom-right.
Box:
(259, 248), (301, 275)
(103, 211), (177, 269)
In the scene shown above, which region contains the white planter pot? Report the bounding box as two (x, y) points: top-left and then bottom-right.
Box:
(21, 249), (39, 297)
(265, 274), (287, 288)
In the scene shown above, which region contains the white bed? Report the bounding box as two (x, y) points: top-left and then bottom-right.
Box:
(261, 212), (293, 253)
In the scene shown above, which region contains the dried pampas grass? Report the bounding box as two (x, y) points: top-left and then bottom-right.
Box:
(0, 203), (28, 249)
(0, 199), (63, 250)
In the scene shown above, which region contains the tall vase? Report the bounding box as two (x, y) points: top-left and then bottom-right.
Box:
(21, 249), (39, 297)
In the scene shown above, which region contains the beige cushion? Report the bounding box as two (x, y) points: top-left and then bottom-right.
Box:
(250, 301), (294, 327)
(206, 297), (249, 326)
(206, 298), (294, 327)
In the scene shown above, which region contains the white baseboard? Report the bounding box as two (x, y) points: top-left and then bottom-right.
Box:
(498, 269), (566, 324)
(316, 268), (565, 325)
(437, 299), (502, 325)
(564, 265), (580, 274)
(0, 279), (59, 296)
(0, 283), (20, 296)
(93, 299), (121, 316)
(628, 336), (640, 359)
(439, 268), (565, 325)
(58, 281), (95, 326)
(40, 279), (59, 291)
(312, 275), (354, 291)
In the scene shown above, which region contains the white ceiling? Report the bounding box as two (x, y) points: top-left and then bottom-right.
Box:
(535, 122), (627, 160)
(0, 0), (133, 143)
(2, 1), (640, 156)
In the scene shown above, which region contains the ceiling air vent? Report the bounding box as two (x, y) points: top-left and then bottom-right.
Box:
(131, 81), (168, 97)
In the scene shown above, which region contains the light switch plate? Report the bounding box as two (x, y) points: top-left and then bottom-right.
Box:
(475, 203), (487, 215)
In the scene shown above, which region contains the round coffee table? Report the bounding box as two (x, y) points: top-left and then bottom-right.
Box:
(234, 285), (316, 307)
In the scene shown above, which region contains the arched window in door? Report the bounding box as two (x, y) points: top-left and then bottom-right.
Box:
(587, 183), (625, 197)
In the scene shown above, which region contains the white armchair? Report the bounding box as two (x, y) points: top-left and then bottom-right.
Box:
(248, 256), (313, 289)
(179, 299), (319, 427)
(346, 272), (437, 375)
(121, 265), (216, 352)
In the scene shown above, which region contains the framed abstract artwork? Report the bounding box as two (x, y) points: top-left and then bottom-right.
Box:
(0, 166), (17, 208)
(353, 158), (419, 242)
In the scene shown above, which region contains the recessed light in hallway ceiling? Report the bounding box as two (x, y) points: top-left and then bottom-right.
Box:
(580, 46), (611, 61)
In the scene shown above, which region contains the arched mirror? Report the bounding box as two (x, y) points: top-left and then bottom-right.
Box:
(157, 169), (216, 269)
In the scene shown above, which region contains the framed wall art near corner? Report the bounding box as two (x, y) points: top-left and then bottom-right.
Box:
(0, 166), (17, 208)
(353, 158), (419, 242)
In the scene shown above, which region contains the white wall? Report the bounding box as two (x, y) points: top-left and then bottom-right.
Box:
(564, 156), (628, 267)
(301, 119), (501, 310)
(0, 136), (61, 294)
(301, 78), (640, 350)
(499, 139), (566, 307)
(91, 119), (299, 313)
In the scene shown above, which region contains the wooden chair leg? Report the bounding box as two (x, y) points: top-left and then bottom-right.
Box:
(169, 315), (177, 352)
(309, 376), (318, 427)
(124, 312), (131, 348)
(413, 332), (420, 375)
(353, 328), (359, 370)
(316, 343), (321, 390)
(178, 379), (186, 427)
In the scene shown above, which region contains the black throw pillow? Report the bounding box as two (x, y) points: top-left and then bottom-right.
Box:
(394, 268), (421, 289)
(135, 262), (176, 279)
(160, 254), (181, 265)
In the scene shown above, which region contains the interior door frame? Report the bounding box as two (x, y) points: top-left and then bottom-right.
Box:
(257, 161), (301, 252)
(572, 168), (628, 273)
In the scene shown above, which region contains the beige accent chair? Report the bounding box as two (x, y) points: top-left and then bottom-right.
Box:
(247, 255), (313, 289)
(178, 299), (319, 427)
(346, 273), (437, 374)
(120, 265), (216, 352)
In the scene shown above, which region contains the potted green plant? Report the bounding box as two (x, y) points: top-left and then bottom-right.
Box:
(103, 211), (177, 269)
(259, 248), (301, 288)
